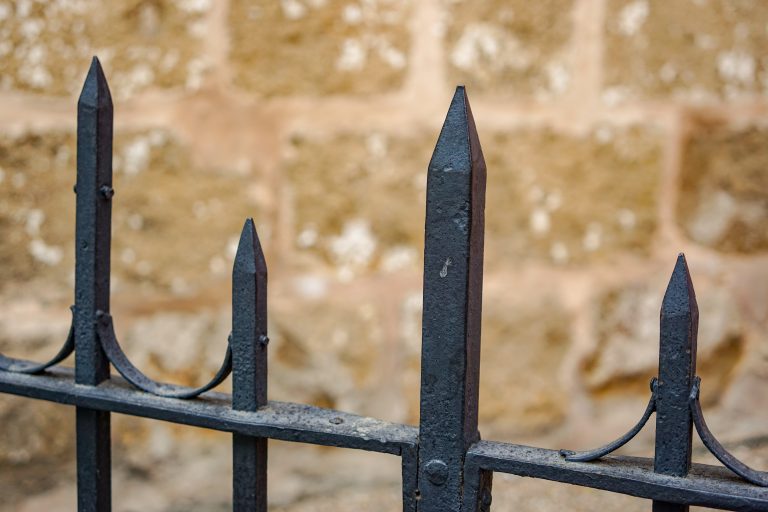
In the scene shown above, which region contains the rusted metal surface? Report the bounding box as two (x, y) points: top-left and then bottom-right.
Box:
(691, 379), (768, 488)
(0, 367), (419, 453)
(0, 59), (765, 512)
(74, 56), (113, 512)
(560, 378), (658, 463)
(557, 255), (768, 510)
(231, 218), (269, 512)
(417, 85), (490, 512)
(95, 311), (233, 399)
(466, 441), (768, 511)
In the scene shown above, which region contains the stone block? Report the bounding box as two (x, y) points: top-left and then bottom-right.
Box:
(444, 0), (575, 97)
(603, 0), (768, 101)
(0, 0), (212, 98)
(229, 0), (412, 96)
(269, 288), (400, 420)
(0, 396), (73, 466)
(679, 121), (768, 253)
(483, 125), (662, 267)
(478, 285), (572, 437)
(283, 131), (432, 278)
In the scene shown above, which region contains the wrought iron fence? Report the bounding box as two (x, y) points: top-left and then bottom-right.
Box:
(0, 58), (766, 512)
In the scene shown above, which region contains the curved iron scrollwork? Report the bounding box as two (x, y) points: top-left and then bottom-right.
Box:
(560, 375), (768, 488)
(560, 378), (658, 462)
(95, 310), (232, 399)
(0, 306), (75, 374)
(690, 377), (768, 487)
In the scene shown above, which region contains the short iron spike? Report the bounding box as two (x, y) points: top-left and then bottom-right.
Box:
(660, 253), (699, 321)
(79, 56), (113, 110)
(653, 253), (699, 512)
(428, 86), (486, 184)
(233, 218), (268, 284)
(231, 218), (268, 512)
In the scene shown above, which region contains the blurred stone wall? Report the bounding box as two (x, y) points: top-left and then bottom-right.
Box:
(1, 0), (767, 510)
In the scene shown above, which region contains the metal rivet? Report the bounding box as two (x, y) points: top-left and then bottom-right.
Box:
(258, 334), (269, 346)
(329, 417), (343, 425)
(99, 185), (114, 199)
(425, 459), (448, 486)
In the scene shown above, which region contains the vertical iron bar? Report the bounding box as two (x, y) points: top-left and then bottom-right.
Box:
(402, 444), (419, 512)
(417, 86), (490, 512)
(231, 219), (268, 512)
(74, 57), (113, 512)
(462, 456), (493, 512)
(652, 254), (698, 512)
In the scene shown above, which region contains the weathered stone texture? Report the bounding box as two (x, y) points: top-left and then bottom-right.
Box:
(483, 126), (662, 267)
(679, 122), (768, 253)
(444, 0), (575, 96)
(604, 0), (768, 101)
(0, 129), (265, 294)
(0, 131), (74, 287)
(0, 0), (211, 98)
(283, 132), (431, 278)
(229, 0), (412, 96)
(587, 273), (744, 401)
(269, 289), (404, 419)
(478, 287), (571, 437)
(0, 300), (73, 466)
(0, 396), (72, 465)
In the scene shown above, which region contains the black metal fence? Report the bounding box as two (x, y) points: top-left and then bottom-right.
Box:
(0, 58), (766, 512)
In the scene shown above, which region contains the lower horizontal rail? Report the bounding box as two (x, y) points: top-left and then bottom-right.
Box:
(467, 440), (768, 512)
(0, 366), (417, 455)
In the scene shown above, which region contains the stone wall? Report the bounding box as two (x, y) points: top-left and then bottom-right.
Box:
(1, 0), (767, 510)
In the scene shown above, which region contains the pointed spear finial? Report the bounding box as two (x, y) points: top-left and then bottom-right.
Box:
(78, 56), (113, 110)
(231, 218), (268, 409)
(233, 218), (268, 281)
(74, 55), (114, 385)
(661, 253), (699, 318)
(429, 86), (486, 181)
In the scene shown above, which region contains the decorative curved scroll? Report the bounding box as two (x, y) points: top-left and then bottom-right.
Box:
(560, 378), (658, 462)
(0, 306), (75, 374)
(690, 376), (768, 487)
(95, 310), (232, 399)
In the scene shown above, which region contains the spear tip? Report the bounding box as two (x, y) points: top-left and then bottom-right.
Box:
(78, 56), (113, 109)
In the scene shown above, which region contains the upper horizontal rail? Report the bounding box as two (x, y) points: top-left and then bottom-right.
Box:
(0, 365), (417, 456)
(466, 440), (768, 512)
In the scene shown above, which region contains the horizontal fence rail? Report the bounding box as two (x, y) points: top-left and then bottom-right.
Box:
(0, 58), (766, 512)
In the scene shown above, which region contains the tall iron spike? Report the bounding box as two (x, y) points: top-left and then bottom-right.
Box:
(74, 56), (113, 512)
(653, 253), (699, 512)
(418, 86), (490, 512)
(231, 218), (268, 512)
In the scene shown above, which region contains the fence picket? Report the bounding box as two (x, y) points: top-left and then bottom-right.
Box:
(74, 56), (114, 512)
(231, 218), (269, 511)
(417, 86), (490, 512)
(653, 254), (699, 512)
